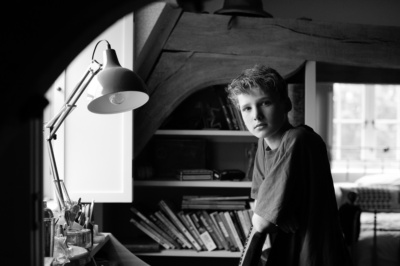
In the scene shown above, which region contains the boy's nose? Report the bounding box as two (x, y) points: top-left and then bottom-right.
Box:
(253, 108), (263, 121)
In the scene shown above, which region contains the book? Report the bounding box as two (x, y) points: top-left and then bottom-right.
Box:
(154, 211), (192, 248)
(149, 213), (184, 248)
(219, 212), (239, 251)
(184, 212), (207, 250)
(177, 211), (205, 251)
(189, 212), (217, 251)
(177, 169), (214, 181)
(129, 217), (172, 249)
(231, 211), (246, 244)
(130, 206), (180, 249)
(236, 210), (250, 237)
(229, 101), (246, 131)
(212, 212), (237, 251)
(245, 143), (257, 181)
(216, 94), (234, 130)
(138, 219), (176, 249)
(182, 200), (248, 205)
(158, 200), (202, 251)
(181, 203), (247, 210)
(226, 101), (240, 130)
(197, 211), (224, 250)
(208, 211), (231, 251)
(181, 195), (249, 210)
(183, 195), (251, 201)
(224, 211), (244, 251)
(202, 210), (230, 251)
(242, 209), (253, 235)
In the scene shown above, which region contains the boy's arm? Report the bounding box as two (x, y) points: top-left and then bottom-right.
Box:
(252, 213), (297, 234)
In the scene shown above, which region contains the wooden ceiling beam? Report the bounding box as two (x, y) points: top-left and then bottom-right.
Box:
(165, 13), (400, 69)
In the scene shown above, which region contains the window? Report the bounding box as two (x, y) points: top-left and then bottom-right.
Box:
(330, 83), (400, 180)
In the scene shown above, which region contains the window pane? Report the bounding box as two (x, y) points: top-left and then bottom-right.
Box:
(375, 85), (398, 119)
(333, 84), (363, 119)
(375, 123), (397, 160)
(341, 123), (362, 160)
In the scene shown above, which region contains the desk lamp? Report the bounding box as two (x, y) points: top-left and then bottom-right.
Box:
(44, 40), (149, 210)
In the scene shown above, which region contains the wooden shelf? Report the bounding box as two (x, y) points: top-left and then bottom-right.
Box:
(155, 130), (257, 143)
(134, 249), (241, 258)
(134, 180), (252, 188)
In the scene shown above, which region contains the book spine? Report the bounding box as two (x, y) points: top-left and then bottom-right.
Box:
(149, 213), (184, 248)
(177, 211), (205, 251)
(230, 101), (246, 131)
(203, 210), (230, 251)
(181, 204), (246, 210)
(139, 220), (176, 249)
(189, 213), (217, 251)
(231, 211), (246, 244)
(129, 218), (171, 249)
(242, 210), (253, 236)
(217, 95), (234, 130)
(237, 210), (250, 237)
(227, 102), (240, 130)
(197, 211), (224, 250)
(130, 207), (180, 249)
(184, 213), (207, 250)
(224, 211), (244, 251)
(245, 143), (257, 181)
(159, 200), (202, 251)
(155, 211), (192, 248)
(219, 212), (239, 251)
(179, 174), (213, 181)
(213, 212), (237, 251)
(182, 195), (251, 201)
(209, 211), (231, 251)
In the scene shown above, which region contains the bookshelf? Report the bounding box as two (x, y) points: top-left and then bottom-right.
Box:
(126, 87), (256, 266)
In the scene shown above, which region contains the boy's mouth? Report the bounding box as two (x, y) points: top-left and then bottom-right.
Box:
(254, 123), (267, 129)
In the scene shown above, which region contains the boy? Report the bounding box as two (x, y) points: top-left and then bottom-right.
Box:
(226, 65), (351, 266)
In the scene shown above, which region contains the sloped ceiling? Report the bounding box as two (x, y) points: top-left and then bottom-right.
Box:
(134, 8), (400, 158)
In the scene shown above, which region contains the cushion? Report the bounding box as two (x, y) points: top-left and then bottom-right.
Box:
(354, 174), (400, 186)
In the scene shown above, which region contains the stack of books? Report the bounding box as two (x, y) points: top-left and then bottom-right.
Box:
(176, 169), (216, 181)
(129, 199), (254, 252)
(181, 195), (250, 210)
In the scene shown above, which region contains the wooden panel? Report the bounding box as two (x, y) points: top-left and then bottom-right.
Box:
(135, 5), (183, 81)
(134, 52), (304, 157)
(165, 13), (400, 70)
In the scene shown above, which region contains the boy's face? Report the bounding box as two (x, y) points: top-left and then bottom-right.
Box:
(237, 85), (288, 141)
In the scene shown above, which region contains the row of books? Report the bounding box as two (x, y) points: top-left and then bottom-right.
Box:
(129, 199), (254, 252)
(217, 94), (247, 131)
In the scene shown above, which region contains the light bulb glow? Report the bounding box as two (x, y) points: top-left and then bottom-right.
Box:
(109, 93), (125, 105)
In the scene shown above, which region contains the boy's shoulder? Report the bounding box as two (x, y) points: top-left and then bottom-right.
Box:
(286, 124), (323, 142)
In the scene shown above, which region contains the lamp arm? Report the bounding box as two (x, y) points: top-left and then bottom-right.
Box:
(44, 60), (102, 209)
(45, 60), (102, 139)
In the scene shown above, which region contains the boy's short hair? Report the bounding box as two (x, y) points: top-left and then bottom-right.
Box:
(226, 64), (289, 109)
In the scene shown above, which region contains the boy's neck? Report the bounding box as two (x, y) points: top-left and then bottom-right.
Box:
(264, 120), (291, 150)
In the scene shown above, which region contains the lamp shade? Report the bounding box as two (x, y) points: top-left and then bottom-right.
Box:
(87, 48), (149, 114)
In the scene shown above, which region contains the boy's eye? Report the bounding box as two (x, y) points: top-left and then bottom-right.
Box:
(241, 106), (251, 112)
(261, 100), (272, 106)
